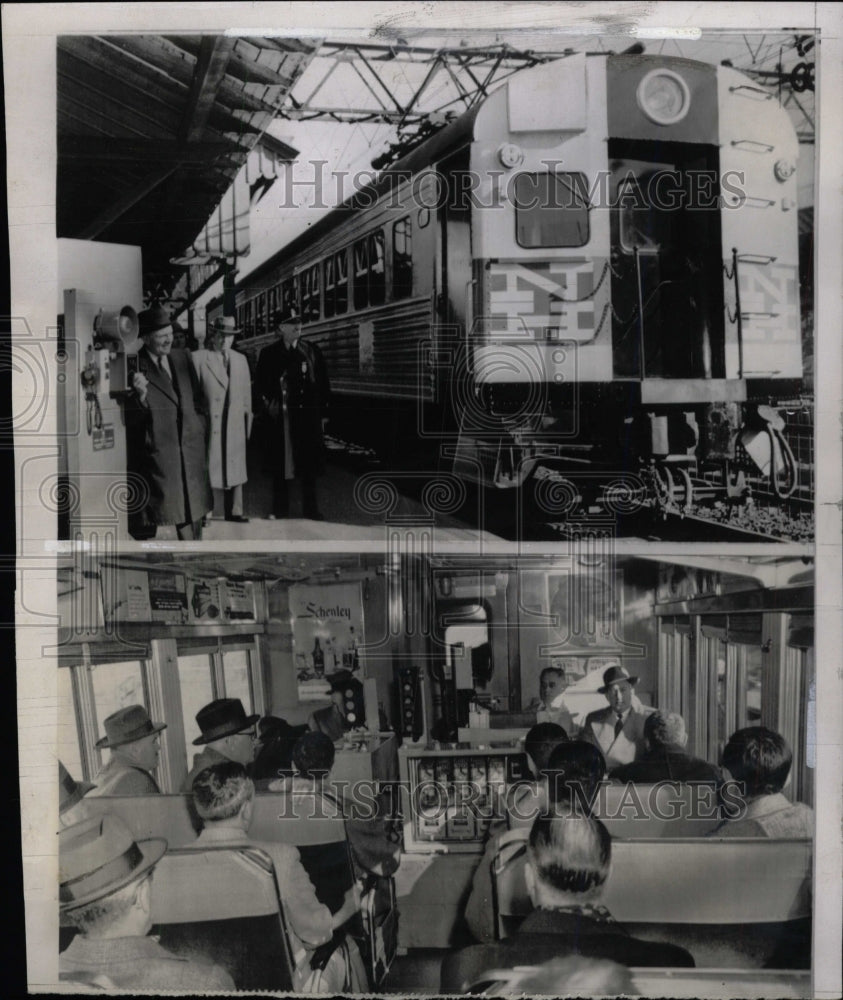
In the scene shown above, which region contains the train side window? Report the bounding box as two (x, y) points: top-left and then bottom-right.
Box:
(513, 171), (590, 248)
(281, 277), (297, 320)
(369, 231), (386, 306)
(324, 255), (336, 318)
(255, 293), (265, 338)
(335, 250), (348, 314)
(353, 237), (369, 310)
(392, 217), (413, 299)
(298, 266), (321, 323)
(353, 232), (386, 310)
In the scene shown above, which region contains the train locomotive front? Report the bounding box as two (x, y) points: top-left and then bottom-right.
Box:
(454, 53), (803, 524)
(210, 52), (806, 535)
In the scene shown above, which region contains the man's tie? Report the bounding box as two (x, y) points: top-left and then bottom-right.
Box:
(614, 714), (625, 739)
(223, 351), (230, 375)
(157, 356), (171, 381)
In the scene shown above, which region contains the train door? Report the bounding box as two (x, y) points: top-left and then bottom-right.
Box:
(609, 141), (725, 381)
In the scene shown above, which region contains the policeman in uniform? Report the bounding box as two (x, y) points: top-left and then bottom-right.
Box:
(256, 310), (330, 520)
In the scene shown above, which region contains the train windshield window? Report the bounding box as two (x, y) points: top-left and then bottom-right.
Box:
(393, 217), (413, 299)
(513, 171), (590, 248)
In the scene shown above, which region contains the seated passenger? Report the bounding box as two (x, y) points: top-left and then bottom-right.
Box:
(59, 813), (233, 990)
(610, 712), (720, 784)
(191, 760), (339, 965)
(504, 722), (569, 828)
(528, 667), (577, 735)
(441, 814), (694, 993)
(709, 726), (813, 838)
(59, 761), (95, 828)
(87, 705), (166, 796)
(271, 731), (401, 878)
(464, 742), (606, 944)
(581, 665), (655, 771)
(544, 740), (607, 815)
(182, 698), (260, 791)
(251, 715), (309, 786)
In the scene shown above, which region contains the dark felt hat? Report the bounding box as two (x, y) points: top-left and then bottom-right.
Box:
(95, 704), (167, 749)
(598, 664), (638, 693)
(59, 761), (95, 814)
(59, 813), (166, 912)
(138, 305), (172, 337)
(193, 698), (260, 745)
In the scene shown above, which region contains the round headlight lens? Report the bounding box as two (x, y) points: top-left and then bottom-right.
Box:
(637, 69), (691, 125)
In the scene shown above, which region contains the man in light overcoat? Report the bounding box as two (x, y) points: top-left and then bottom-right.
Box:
(192, 315), (252, 522)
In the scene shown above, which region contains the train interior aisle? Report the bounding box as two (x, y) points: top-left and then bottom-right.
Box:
(56, 549), (815, 995)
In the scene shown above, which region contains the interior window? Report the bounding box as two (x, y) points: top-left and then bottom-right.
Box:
(177, 653), (215, 751)
(222, 648), (253, 712)
(90, 660), (146, 735)
(514, 172), (590, 248)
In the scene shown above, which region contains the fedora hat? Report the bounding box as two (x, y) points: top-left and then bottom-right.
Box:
(193, 698), (260, 745)
(598, 664), (637, 693)
(59, 761), (95, 815)
(59, 813), (166, 912)
(95, 704), (167, 750)
(138, 304), (172, 338)
(210, 315), (242, 336)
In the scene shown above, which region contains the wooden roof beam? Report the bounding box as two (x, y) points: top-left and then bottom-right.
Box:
(181, 36), (235, 142)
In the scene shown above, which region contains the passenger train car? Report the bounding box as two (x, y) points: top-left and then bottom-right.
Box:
(56, 549), (815, 993)
(208, 53), (810, 535)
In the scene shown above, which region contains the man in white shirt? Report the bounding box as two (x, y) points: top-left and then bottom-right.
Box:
(581, 665), (654, 770)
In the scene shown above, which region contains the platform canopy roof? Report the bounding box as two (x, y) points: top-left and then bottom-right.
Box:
(56, 34), (318, 294)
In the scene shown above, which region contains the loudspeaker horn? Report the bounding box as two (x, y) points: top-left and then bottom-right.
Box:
(93, 306), (139, 346)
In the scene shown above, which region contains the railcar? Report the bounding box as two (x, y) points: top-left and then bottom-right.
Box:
(209, 52), (808, 526)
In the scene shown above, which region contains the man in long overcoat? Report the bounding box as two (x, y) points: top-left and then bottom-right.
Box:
(192, 315), (252, 522)
(255, 311), (330, 520)
(125, 305), (212, 539)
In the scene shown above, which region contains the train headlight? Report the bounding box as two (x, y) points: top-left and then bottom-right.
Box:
(774, 158), (796, 182)
(497, 143), (524, 168)
(636, 69), (691, 125)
